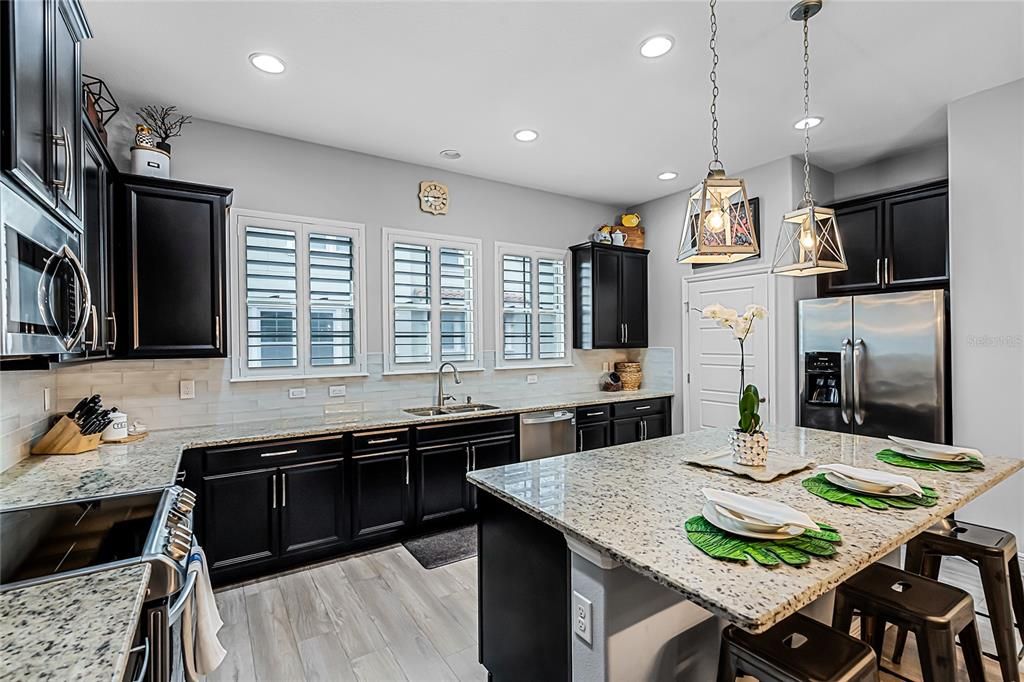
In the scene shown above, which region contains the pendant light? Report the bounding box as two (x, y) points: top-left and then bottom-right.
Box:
(677, 0), (759, 265)
(771, 0), (847, 277)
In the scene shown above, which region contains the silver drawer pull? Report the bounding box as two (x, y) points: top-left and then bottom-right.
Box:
(367, 437), (398, 445)
(260, 449), (298, 458)
(585, 411), (604, 417)
(635, 405), (652, 411)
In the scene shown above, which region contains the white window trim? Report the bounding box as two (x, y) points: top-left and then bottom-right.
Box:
(230, 207), (368, 381)
(382, 226), (483, 375)
(493, 241), (572, 370)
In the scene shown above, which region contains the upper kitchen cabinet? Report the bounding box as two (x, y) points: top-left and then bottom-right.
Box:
(1, 0), (91, 230)
(818, 180), (949, 297)
(114, 175), (232, 358)
(570, 242), (649, 349)
(77, 116), (116, 358)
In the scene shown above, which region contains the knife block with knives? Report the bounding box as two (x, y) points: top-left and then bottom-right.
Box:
(31, 394), (118, 456)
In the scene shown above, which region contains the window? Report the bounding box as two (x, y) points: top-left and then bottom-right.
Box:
(232, 210), (365, 380)
(384, 228), (481, 373)
(495, 242), (570, 367)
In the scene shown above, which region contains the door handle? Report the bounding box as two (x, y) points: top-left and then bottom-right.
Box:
(875, 258), (881, 286)
(625, 323), (628, 344)
(281, 472), (287, 507)
(853, 338), (865, 426)
(884, 256), (892, 285)
(465, 445), (471, 472)
(87, 305), (99, 350)
(839, 338), (852, 425)
(52, 127), (70, 197)
(215, 314), (221, 350)
(272, 473), (277, 509)
(107, 311), (118, 349)
(404, 455), (410, 486)
(470, 445), (477, 471)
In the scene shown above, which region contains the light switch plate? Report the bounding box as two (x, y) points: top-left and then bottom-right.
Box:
(179, 379), (195, 400)
(328, 385), (346, 398)
(526, 374), (538, 384)
(572, 591), (592, 644)
(289, 387), (307, 399)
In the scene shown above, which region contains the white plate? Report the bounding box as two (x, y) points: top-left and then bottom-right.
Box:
(824, 472), (913, 497)
(888, 436), (981, 459)
(713, 504), (785, 533)
(702, 503), (805, 540)
(889, 445), (971, 463)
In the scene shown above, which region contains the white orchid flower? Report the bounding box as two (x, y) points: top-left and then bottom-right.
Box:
(702, 303), (726, 320)
(745, 304), (768, 320)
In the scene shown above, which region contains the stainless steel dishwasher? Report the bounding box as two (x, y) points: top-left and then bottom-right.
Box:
(519, 409), (576, 461)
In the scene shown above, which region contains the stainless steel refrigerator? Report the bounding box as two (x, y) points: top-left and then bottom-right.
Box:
(798, 289), (949, 443)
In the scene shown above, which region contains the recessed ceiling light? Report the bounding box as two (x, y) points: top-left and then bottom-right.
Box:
(513, 129), (539, 143)
(794, 116), (823, 130)
(439, 149), (462, 160)
(657, 171), (679, 181)
(249, 52), (286, 74)
(640, 35), (674, 59)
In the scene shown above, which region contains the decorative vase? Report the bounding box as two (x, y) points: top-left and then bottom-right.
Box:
(134, 124), (156, 148)
(730, 430), (768, 466)
(156, 140), (171, 154)
(614, 362), (642, 391)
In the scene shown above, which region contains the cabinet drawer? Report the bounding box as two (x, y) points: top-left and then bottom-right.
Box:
(611, 398), (667, 419)
(575, 404), (610, 424)
(204, 434), (345, 474)
(416, 416), (516, 446)
(352, 428), (410, 454)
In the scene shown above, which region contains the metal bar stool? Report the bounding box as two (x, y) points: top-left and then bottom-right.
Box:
(717, 612), (878, 682)
(832, 562), (986, 682)
(893, 519), (1024, 682)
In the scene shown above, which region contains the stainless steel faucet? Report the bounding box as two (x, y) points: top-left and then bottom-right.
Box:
(435, 362), (463, 407)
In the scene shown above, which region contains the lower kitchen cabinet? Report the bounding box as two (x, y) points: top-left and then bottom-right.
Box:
(577, 422), (610, 452)
(350, 450), (411, 539)
(279, 458), (346, 555)
(611, 414), (668, 445)
(467, 434), (516, 509)
(202, 468), (279, 571)
(418, 443), (472, 522)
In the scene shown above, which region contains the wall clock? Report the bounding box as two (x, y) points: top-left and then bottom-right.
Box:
(419, 181), (449, 215)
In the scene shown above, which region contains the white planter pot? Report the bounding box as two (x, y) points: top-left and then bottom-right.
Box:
(730, 430), (768, 466)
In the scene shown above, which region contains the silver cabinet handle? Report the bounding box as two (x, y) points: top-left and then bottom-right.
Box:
(215, 314), (221, 350)
(52, 127), (70, 196)
(107, 311), (118, 349)
(884, 256), (892, 285)
(471, 445), (477, 471)
(853, 338), (866, 425)
(585, 411), (604, 417)
(281, 472), (287, 507)
(261, 449), (298, 458)
(368, 437), (398, 445)
(129, 638), (150, 682)
(87, 304), (98, 350)
(65, 126), (74, 200)
(272, 473), (277, 509)
(839, 338), (852, 425)
(875, 258), (881, 285)
(465, 445), (471, 472)
(577, 429), (583, 452)
(635, 405), (651, 411)
(404, 454), (410, 486)
(625, 323), (628, 344)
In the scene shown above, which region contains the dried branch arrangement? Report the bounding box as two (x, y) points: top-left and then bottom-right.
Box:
(136, 105), (193, 142)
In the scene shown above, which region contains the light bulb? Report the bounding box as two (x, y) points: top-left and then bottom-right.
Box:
(799, 224), (816, 251)
(705, 208), (725, 232)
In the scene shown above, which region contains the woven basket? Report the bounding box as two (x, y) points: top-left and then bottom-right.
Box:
(615, 362), (643, 391)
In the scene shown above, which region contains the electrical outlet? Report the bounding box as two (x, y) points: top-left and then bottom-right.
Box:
(572, 591), (592, 644)
(42, 387), (51, 411)
(526, 374), (538, 384)
(328, 385), (346, 398)
(288, 387), (307, 399)
(179, 379), (195, 400)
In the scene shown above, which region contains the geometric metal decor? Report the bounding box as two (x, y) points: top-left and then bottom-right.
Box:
(678, 169), (760, 264)
(82, 74), (120, 126)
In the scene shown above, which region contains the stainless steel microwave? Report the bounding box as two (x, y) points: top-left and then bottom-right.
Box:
(1, 182), (92, 356)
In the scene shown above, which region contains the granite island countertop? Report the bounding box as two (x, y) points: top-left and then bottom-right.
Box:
(0, 564), (151, 681)
(467, 425), (1023, 632)
(0, 389), (673, 511)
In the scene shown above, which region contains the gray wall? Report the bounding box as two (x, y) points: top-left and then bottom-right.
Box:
(948, 79), (1024, 542)
(832, 142), (948, 201)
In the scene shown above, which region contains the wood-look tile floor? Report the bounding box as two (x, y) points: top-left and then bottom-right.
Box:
(211, 548), (1018, 682)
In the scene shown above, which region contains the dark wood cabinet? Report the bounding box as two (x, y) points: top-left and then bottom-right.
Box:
(468, 435), (516, 509)
(610, 398), (671, 445)
(612, 417), (642, 445)
(280, 458), (347, 556)
(350, 450), (411, 539)
(571, 242), (649, 349)
(1, 0), (90, 229)
(819, 181), (948, 297)
(418, 443), (472, 522)
(577, 422), (609, 452)
(202, 468), (279, 571)
(114, 176), (231, 358)
(79, 119), (114, 358)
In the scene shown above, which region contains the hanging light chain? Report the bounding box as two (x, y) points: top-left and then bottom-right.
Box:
(801, 16), (813, 204)
(708, 0), (722, 170)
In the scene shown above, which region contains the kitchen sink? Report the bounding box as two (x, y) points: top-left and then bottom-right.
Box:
(402, 403), (501, 417)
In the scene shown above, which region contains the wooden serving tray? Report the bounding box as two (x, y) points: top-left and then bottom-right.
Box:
(100, 432), (150, 445)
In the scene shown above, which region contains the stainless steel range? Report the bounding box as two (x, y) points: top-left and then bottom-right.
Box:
(1, 486), (201, 682)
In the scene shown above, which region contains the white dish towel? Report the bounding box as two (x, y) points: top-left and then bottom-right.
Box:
(701, 488), (818, 530)
(888, 436), (984, 460)
(817, 463), (924, 497)
(182, 547), (227, 682)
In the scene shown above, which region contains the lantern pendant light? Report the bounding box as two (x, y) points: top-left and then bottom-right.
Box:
(771, 0), (847, 277)
(677, 0), (759, 265)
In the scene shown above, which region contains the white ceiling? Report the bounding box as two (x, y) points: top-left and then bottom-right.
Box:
(83, 0), (1024, 206)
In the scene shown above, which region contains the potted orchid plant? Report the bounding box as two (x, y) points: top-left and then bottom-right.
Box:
(701, 303), (769, 465)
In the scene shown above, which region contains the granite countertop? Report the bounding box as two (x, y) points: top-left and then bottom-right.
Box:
(467, 425), (1023, 633)
(0, 564), (151, 681)
(0, 390), (672, 511)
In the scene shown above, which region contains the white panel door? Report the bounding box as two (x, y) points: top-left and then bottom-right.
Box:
(685, 273), (770, 431)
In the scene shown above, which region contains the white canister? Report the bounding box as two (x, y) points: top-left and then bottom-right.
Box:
(101, 411), (129, 441)
(130, 145), (170, 178)
(611, 230), (627, 246)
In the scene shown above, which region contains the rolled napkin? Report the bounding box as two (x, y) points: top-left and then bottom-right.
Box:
(817, 463), (924, 497)
(701, 488), (819, 530)
(888, 436), (983, 460)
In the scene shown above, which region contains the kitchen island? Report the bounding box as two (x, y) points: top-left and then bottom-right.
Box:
(468, 425), (1023, 681)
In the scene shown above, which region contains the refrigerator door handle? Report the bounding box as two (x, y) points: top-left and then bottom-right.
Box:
(840, 338), (852, 424)
(852, 338), (866, 425)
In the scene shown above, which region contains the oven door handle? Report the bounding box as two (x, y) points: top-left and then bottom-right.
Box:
(36, 252), (61, 334)
(128, 637), (150, 682)
(167, 568), (198, 623)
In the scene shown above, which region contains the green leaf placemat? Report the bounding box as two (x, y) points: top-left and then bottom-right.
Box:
(876, 449), (984, 472)
(802, 473), (937, 510)
(684, 515), (841, 567)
